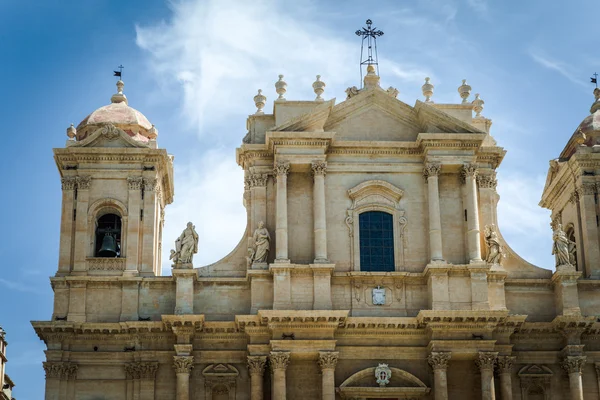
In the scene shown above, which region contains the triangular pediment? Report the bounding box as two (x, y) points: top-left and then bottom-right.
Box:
(323, 87), (482, 142)
(68, 124), (150, 148)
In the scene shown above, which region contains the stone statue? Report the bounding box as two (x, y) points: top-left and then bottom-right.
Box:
(251, 221), (270, 263)
(552, 224), (575, 267)
(484, 224), (505, 265)
(171, 222), (199, 265)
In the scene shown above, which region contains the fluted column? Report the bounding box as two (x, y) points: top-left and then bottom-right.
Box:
(424, 164), (444, 262)
(274, 161), (290, 261)
(562, 356), (586, 400)
(428, 352), (451, 400)
(462, 164), (482, 262)
(497, 356), (515, 400)
(269, 351), (290, 400)
(174, 356), (194, 400)
(247, 356), (267, 400)
(318, 351), (338, 400)
(312, 161), (328, 263)
(476, 352), (498, 400)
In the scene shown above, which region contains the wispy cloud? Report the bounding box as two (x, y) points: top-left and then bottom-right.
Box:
(530, 52), (586, 87)
(0, 278), (43, 293)
(466, 0), (489, 15)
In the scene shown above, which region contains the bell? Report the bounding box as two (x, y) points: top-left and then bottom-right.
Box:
(98, 233), (118, 257)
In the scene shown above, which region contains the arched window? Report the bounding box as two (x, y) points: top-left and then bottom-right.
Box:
(359, 211), (395, 272)
(94, 214), (122, 257)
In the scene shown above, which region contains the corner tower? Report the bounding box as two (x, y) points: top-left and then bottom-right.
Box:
(541, 89), (600, 278)
(54, 80), (173, 283)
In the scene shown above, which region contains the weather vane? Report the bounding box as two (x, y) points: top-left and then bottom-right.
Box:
(591, 72), (598, 88)
(355, 19), (384, 87)
(113, 65), (124, 80)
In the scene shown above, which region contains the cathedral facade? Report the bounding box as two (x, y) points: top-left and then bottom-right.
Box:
(32, 65), (600, 399)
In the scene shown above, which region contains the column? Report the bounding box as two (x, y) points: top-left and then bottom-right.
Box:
(125, 363), (136, 400)
(424, 164), (444, 262)
(476, 352), (498, 400)
(174, 356), (194, 400)
(125, 177), (143, 274)
(269, 351), (290, 400)
(462, 164), (482, 262)
(497, 356), (515, 400)
(58, 176), (77, 274)
(562, 356), (586, 400)
(72, 175), (91, 273)
(318, 351), (338, 400)
(139, 362), (159, 399)
(274, 161), (290, 261)
(312, 161), (328, 262)
(247, 356), (267, 400)
(141, 178), (159, 275)
(427, 352), (451, 400)
(43, 362), (62, 400)
(578, 183), (600, 277)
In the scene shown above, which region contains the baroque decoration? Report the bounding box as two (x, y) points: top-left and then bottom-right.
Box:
(170, 222), (199, 266)
(375, 363), (392, 387)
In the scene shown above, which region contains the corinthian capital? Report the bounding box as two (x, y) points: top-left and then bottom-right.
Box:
(43, 362), (78, 380)
(247, 355), (267, 376)
(562, 356), (586, 374)
(143, 178), (159, 192)
(247, 173), (269, 188)
(475, 352), (498, 371)
(274, 161), (290, 176)
(423, 163), (441, 179)
(317, 351), (339, 371)
(173, 356), (194, 373)
(61, 176), (77, 191)
(496, 356), (516, 374)
(269, 351), (290, 370)
(427, 352), (451, 371)
(311, 161), (327, 176)
(577, 183), (596, 196)
(138, 362), (159, 379)
(477, 172), (497, 190)
(461, 163), (478, 180)
(76, 175), (91, 190)
(127, 176), (143, 190)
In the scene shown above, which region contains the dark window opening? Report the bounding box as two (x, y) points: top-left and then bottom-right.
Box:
(566, 226), (577, 270)
(359, 211), (394, 272)
(95, 213), (122, 257)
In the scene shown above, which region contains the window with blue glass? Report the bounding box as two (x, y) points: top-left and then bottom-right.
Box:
(359, 211), (395, 272)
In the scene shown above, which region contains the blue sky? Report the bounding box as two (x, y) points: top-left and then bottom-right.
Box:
(1, 0), (598, 398)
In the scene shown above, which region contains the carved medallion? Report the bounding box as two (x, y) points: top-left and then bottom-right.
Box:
(375, 363), (391, 387)
(372, 286), (386, 305)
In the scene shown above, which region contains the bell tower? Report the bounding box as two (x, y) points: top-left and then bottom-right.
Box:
(540, 88), (600, 278)
(54, 80), (174, 280)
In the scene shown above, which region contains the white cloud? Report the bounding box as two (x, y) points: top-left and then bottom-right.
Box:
(530, 52), (585, 87)
(496, 171), (554, 268)
(161, 149), (246, 273)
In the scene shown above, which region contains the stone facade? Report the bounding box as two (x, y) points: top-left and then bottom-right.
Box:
(0, 327), (15, 400)
(31, 70), (600, 399)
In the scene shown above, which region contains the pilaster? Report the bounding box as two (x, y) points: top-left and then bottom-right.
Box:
(125, 176), (143, 274)
(424, 264), (450, 310)
(552, 265), (582, 316)
(270, 264), (292, 310)
(577, 183), (600, 277)
(141, 177), (159, 275)
(312, 160), (328, 263)
(67, 280), (87, 322)
(72, 175), (91, 274)
(274, 161), (290, 262)
(58, 176), (77, 275)
(311, 263), (335, 310)
(173, 269), (197, 315)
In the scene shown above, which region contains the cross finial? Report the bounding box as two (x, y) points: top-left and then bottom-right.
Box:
(591, 72), (598, 88)
(355, 19), (384, 87)
(114, 65), (124, 80)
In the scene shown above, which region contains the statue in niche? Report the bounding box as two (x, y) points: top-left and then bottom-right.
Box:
(170, 222), (199, 266)
(484, 224), (505, 265)
(251, 221), (270, 263)
(552, 224), (576, 267)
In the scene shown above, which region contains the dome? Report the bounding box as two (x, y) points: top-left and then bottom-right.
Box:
(75, 80), (157, 143)
(576, 109), (600, 135)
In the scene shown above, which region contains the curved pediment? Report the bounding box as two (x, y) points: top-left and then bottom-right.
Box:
(338, 366), (430, 399)
(348, 180), (404, 210)
(68, 123), (151, 148)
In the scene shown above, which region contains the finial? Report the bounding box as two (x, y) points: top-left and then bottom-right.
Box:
(275, 74), (287, 101)
(253, 89), (266, 114)
(111, 79), (128, 105)
(472, 93), (485, 118)
(458, 79), (471, 104)
(148, 124), (158, 140)
(313, 75), (326, 102)
(355, 19), (384, 87)
(66, 123), (76, 140)
(422, 77), (434, 102)
(591, 88), (600, 114)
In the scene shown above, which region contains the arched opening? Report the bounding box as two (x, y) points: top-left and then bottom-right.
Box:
(359, 211), (395, 272)
(94, 213), (122, 257)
